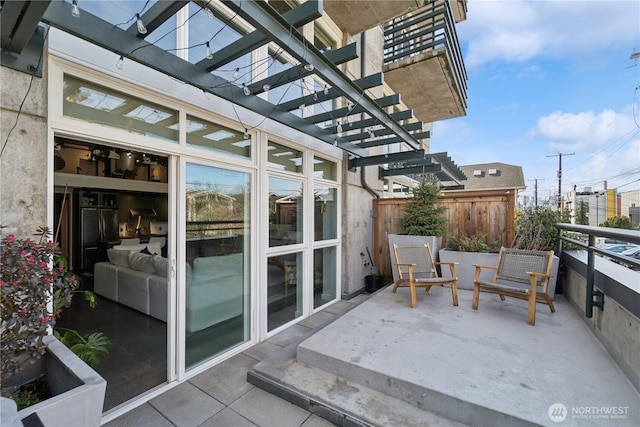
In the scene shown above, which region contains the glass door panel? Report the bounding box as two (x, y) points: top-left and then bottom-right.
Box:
(313, 246), (337, 309)
(268, 177), (303, 247)
(267, 252), (303, 331)
(184, 163), (251, 369)
(54, 144), (169, 412)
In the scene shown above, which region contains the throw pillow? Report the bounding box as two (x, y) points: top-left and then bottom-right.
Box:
(107, 248), (131, 267)
(146, 242), (163, 256)
(152, 256), (168, 277)
(128, 252), (156, 274)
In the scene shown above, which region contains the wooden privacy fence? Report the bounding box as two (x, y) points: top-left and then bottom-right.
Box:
(373, 190), (516, 279)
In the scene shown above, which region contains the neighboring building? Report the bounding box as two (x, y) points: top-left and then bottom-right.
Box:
(452, 163), (525, 193)
(620, 190), (640, 227)
(442, 162), (526, 210)
(0, 0), (467, 419)
(563, 186), (631, 226)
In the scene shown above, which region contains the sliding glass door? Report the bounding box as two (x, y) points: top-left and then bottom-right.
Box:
(184, 163), (251, 369)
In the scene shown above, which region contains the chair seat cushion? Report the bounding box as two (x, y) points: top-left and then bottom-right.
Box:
(415, 276), (457, 284)
(475, 280), (529, 294)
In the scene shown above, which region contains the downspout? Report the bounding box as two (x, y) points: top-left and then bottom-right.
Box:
(359, 30), (380, 199)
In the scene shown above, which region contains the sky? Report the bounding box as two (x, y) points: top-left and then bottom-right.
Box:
(431, 0), (640, 204)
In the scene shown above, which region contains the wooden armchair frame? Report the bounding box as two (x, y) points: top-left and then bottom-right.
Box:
(392, 244), (458, 308)
(472, 247), (555, 326)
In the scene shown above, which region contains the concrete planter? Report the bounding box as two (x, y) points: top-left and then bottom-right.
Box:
(11, 335), (106, 427)
(388, 234), (442, 283)
(438, 250), (499, 291)
(438, 249), (559, 299)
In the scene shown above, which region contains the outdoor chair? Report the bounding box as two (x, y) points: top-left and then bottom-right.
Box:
(392, 244), (458, 308)
(472, 247), (555, 326)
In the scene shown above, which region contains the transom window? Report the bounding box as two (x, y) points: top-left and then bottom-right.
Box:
(63, 74), (179, 142)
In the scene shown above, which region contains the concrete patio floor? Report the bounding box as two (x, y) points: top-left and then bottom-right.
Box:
(104, 295), (371, 427)
(250, 286), (640, 427)
(106, 286), (640, 426)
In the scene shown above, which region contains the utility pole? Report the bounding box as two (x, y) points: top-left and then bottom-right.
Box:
(529, 179), (544, 207)
(547, 152), (574, 212)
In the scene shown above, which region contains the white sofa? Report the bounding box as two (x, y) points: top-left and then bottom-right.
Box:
(94, 243), (168, 321)
(186, 253), (244, 333)
(94, 244), (244, 332)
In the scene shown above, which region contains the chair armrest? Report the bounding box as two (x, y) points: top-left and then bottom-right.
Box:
(435, 262), (457, 277)
(526, 272), (553, 292)
(526, 272), (552, 278)
(395, 263), (415, 279)
(473, 264), (496, 270)
(473, 264), (496, 282)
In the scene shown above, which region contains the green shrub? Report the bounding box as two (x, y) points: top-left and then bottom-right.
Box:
(513, 207), (559, 250)
(399, 177), (447, 236)
(447, 235), (499, 253)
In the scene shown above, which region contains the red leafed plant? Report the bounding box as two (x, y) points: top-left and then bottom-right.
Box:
(0, 226), (78, 381)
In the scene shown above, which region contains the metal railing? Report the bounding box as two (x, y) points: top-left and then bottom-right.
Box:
(186, 220), (246, 239)
(556, 223), (640, 318)
(383, 0), (467, 104)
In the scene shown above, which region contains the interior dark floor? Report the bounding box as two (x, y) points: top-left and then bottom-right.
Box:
(56, 272), (330, 411)
(56, 274), (167, 411)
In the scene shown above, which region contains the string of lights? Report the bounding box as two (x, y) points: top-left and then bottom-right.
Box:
(114, 0), (398, 148)
(52, 1), (415, 153)
(112, 0), (151, 29)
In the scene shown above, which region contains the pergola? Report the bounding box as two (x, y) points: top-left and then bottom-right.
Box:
(1, 0), (467, 187)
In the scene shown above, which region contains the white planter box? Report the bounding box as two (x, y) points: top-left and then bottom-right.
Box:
(388, 234), (442, 283)
(439, 249), (559, 299)
(15, 335), (107, 427)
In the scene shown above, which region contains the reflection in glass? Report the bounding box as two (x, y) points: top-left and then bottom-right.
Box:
(269, 177), (303, 247)
(267, 252), (302, 331)
(185, 163), (251, 369)
(63, 74), (178, 142)
(267, 141), (303, 173)
(314, 186), (337, 241)
(313, 156), (337, 180)
(313, 246), (337, 309)
(186, 115), (251, 159)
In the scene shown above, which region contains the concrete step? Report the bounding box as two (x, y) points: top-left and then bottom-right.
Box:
(292, 287), (640, 427)
(248, 343), (468, 427)
(295, 336), (534, 427)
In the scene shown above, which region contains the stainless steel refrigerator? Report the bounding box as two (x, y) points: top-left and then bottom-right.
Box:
(80, 207), (119, 270)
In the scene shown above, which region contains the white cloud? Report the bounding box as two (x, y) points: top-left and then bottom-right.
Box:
(460, 0), (640, 69)
(533, 108), (636, 147)
(531, 108), (640, 190)
(564, 136), (640, 190)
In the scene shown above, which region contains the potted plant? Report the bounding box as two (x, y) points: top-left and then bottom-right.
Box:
(511, 207), (561, 297)
(438, 235), (501, 290)
(388, 176), (447, 282)
(1, 227), (108, 426)
(512, 207), (559, 251)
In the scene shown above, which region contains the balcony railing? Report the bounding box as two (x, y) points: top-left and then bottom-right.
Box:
(556, 223), (640, 391)
(556, 223), (640, 318)
(382, 1), (467, 122)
